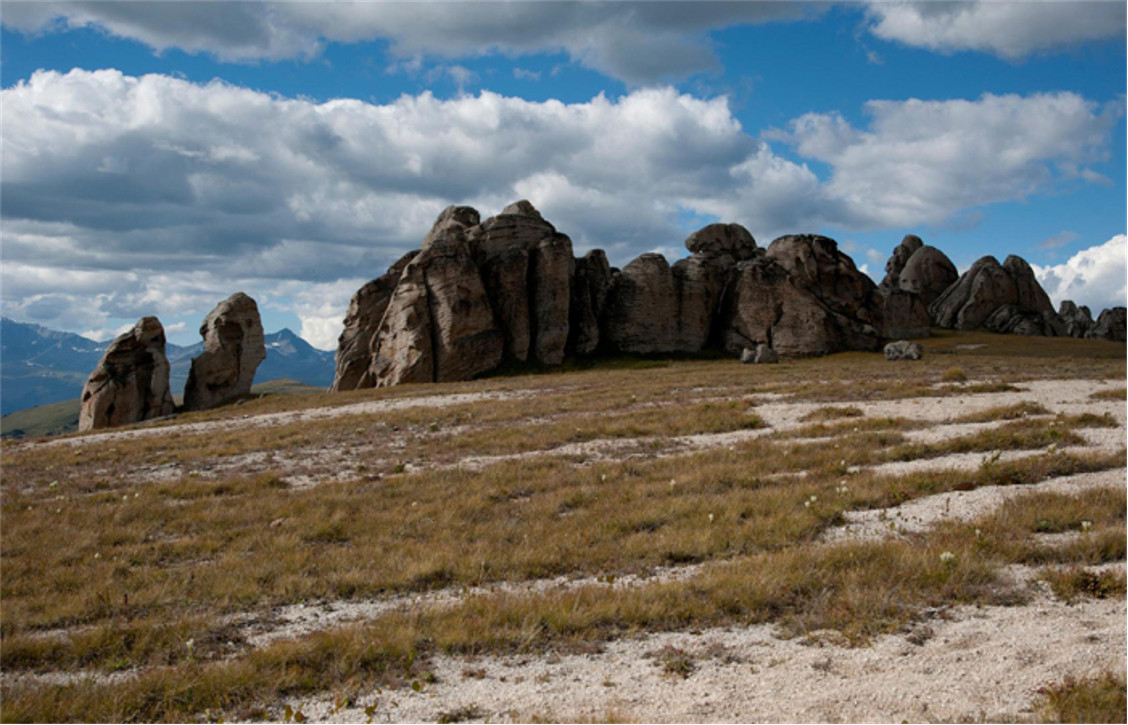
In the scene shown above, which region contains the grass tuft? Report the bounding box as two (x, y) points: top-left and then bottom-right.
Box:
(1036, 672), (1127, 723)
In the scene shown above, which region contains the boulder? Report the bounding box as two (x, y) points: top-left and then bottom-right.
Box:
(601, 253), (678, 354)
(930, 256), (1017, 330)
(331, 250), (418, 392)
(1058, 300), (1094, 338)
(898, 245), (958, 305)
(684, 223), (759, 266)
(879, 234), (923, 289)
(884, 340), (923, 361)
(183, 293), (266, 411)
(79, 316), (175, 431)
(1089, 307), (1127, 342)
(740, 343), (779, 364)
(568, 250), (612, 355)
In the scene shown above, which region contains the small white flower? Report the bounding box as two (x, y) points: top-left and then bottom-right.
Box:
(939, 551), (955, 564)
(809, 495), (817, 502)
(708, 513), (715, 523)
(601, 474), (607, 483)
(804, 501), (811, 508)
(846, 466), (861, 475)
(669, 479), (676, 488)
(185, 639), (195, 652)
(975, 528), (982, 538)
(48, 481), (58, 489)
(1081, 520), (1092, 531)
(94, 553), (101, 559)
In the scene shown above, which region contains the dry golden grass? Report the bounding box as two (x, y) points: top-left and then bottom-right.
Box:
(1, 330), (1124, 722)
(1035, 671), (1127, 723)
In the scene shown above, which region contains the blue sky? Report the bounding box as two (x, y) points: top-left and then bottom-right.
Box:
(2, 1), (1125, 349)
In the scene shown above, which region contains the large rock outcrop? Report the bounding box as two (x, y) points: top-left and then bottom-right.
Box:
(469, 200), (574, 365)
(1058, 301), (1095, 338)
(761, 234), (882, 351)
(930, 254), (1067, 335)
(930, 256), (1018, 330)
(79, 316), (175, 431)
(182, 292), (266, 411)
(332, 203), (1124, 393)
(331, 251), (418, 392)
(718, 255), (844, 356)
(1089, 307), (1127, 341)
(370, 208), (504, 386)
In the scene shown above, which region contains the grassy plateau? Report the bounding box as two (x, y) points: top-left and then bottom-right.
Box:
(1, 330), (1124, 723)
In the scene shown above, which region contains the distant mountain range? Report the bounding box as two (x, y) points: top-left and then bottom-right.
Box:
(1, 317), (335, 417)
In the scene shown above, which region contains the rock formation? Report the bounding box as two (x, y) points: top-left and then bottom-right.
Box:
(1089, 307), (1127, 341)
(331, 202), (1125, 393)
(879, 235), (923, 290)
(469, 200), (573, 365)
(183, 292), (266, 411)
(929, 254), (1073, 337)
(602, 253), (678, 354)
(761, 234), (883, 351)
(1058, 301), (1094, 338)
(78, 316), (175, 431)
(930, 256), (1017, 330)
(568, 250), (612, 355)
(331, 251), (418, 391)
(897, 245), (958, 306)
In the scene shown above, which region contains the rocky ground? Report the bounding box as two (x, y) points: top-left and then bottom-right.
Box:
(2, 349), (1125, 723)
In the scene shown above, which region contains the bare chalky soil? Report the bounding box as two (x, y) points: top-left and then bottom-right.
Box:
(3, 362), (1125, 723)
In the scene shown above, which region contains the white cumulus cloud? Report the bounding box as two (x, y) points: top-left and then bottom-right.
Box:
(2, 69), (1121, 346)
(0, 1), (812, 85)
(770, 92), (1123, 228)
(1032, 235), (1127, 313)
(866, 1), (1126, 59)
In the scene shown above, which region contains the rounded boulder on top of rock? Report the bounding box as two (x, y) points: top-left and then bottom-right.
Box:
(884, 340), (923, 361)
(183, 292), (266, 411)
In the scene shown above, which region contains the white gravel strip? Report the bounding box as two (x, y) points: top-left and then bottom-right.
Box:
(296, 586), (1125, 724)
(823, 468), (1127, 542)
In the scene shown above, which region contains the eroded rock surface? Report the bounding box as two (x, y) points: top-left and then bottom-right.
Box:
(1090, 307), (1127, 341)
(79, 317), (175, 431)
(333, 206), (1123, 392)
(183, 293), (266, 411)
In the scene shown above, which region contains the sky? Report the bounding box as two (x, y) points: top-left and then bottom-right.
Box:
(1, 1), (1125, 350)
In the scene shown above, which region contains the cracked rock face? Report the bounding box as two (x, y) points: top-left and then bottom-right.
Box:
(79, 316), (175, 431)
(182, 292), (266, 411)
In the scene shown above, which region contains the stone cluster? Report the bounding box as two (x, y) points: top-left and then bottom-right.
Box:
(79, 293), (266, 431)
(334, 203), (984, 390)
